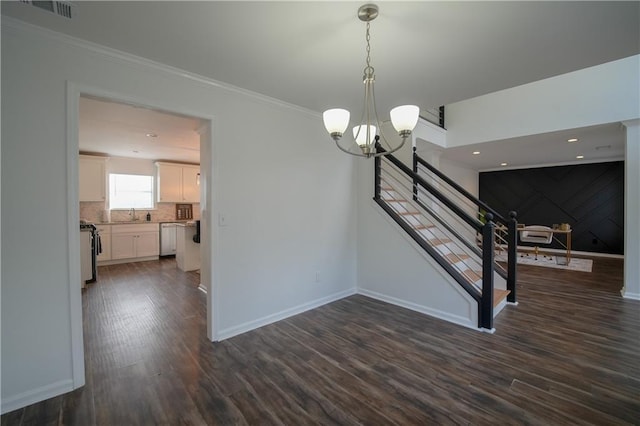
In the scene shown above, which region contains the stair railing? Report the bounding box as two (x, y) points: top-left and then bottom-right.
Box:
(374, 142), (501, 330)
(413, 148), (518, 303)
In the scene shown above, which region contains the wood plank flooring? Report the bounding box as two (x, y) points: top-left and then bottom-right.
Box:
(2, 256), (638, 425)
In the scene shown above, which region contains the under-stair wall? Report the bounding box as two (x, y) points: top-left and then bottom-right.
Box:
(357, 158), (480, 329)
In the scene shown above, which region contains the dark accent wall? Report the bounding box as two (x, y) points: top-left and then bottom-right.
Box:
(479, 162), (624, 255)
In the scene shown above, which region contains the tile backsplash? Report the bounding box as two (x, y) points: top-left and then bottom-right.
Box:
(80, 202), (200, 223)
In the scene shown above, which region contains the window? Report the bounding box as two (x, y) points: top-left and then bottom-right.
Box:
(109, 174), (154, 209)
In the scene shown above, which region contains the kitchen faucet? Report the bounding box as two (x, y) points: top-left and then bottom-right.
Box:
(129, 208), (138, 221)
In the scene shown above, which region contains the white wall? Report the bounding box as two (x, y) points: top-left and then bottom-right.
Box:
(623, 120), (640, 299)
(1, 19), (357, 412)
(356, 158), (478, 329)
(446, 55), (640, 146)
(439, 158), (479, 200)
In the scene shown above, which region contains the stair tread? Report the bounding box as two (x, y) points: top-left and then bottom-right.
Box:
(398, 211), (421, 216)
(461, 269), (481, 283)
(493, 289), (511, 307)
(414, 224), (436, 231)
(444, 253), (471, 263)
(427, 237), (451, 245)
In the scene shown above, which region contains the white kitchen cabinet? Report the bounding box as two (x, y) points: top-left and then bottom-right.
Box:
(157, 163), (182, 202)
(111, 223), (159, 261)
(79, 155), (108, 202)
(176, 224), (200, 272)
(156, 162), (200, 203)
(136, 232), (160, 258)
(96, 225), (111, 262)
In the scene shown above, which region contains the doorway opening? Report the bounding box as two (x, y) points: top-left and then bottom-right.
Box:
(67, 83), (217, 390)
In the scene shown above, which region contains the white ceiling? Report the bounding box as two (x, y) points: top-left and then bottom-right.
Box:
(3, 1), (638, 169)
(423, 122), (626, 172)
(79, 96), (202, 163)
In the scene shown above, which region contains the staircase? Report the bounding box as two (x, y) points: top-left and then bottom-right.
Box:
(373, 144), (518, 331)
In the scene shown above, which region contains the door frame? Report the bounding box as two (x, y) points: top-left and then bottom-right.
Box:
(66, 81), (219, 389)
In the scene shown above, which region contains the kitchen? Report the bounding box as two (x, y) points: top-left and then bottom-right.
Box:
(79, 95), (204, 289)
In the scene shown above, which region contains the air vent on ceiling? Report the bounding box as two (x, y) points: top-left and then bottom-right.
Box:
(19, 0), (75, 19)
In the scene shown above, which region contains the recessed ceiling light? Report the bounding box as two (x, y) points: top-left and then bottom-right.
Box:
(567, 138), (578, 143)
(576, 155), (584, 159)
(472, 151), (480, 155)
(500, 162), (508, 166)
(146, 133), (157, 138)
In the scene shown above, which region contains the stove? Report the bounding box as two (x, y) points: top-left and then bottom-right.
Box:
(80, 221), (99, 284)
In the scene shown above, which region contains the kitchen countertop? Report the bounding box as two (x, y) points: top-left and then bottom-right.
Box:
(176, 222), (197, 227)
(97, 220), (197, 225)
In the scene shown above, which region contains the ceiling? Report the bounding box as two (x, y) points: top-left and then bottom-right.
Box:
(79, 96), (202, 163)
(423, 122), (627, 172)
(3, 1), (638, 169)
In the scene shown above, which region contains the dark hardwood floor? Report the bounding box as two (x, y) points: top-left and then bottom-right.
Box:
(2, 256), (639, 425)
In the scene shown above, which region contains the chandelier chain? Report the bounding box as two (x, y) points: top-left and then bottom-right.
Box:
(365, 22), (371, 69)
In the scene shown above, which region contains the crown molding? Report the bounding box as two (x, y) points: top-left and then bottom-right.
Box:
(479, 156), (624, 173)
(1, 16), (321, 119)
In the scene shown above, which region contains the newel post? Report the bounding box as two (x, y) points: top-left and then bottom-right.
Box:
(507, 210), (518, 303)
(480, 212), (495, 330)
(374, 140), (382, 200)
(412, 146), (418, 202)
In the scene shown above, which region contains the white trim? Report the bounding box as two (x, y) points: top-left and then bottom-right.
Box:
(198, 284), (207, 294)
(513, 245), (624, 259)
(217, 288), (357, 341)
(480, 157), (624, 173)
(357, 288), (477, 331)
(66, 83), (86, 391)
(97, 256), (159, 266)
(622, 291), (640, 301)
(66, 81), (219, 392)
(1, 379), (73, 415)
(200, 120), (219, 342)
(2, 17), (319, 120)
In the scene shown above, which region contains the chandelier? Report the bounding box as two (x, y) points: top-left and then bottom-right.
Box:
(323, 4), (419, 158)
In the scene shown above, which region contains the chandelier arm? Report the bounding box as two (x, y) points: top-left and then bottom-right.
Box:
(368, 73), (390, 149)
(335, 139), (374, 158)
(375, 135), (407, 157)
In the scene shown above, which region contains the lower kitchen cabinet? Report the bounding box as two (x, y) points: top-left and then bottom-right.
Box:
(110, 223), (159, 261)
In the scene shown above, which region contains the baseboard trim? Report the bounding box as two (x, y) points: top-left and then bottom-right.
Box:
(217, 288), (357, 340)
(622, 291), (640, 300)
(97, 256), (159, 266)
(512, 245), (624, 259)
(357, 288), (477, 331)
(1, 379), (74, 415)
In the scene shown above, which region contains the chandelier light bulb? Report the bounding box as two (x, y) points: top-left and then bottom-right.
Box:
(323, 108), (350, 140)
(390, 105), (420, 136)
(353, 125), (377, 147)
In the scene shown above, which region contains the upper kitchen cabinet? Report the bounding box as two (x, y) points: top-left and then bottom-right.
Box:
(156, 162), (200, 203)
(79, 155), (108, 202)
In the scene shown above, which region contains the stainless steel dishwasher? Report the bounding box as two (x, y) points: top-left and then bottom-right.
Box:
(160, 223), (178, 256)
